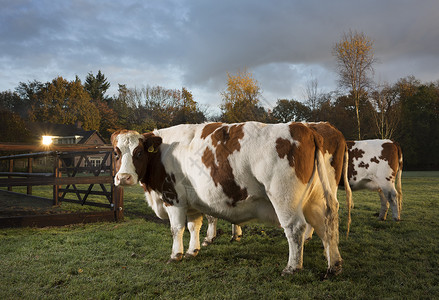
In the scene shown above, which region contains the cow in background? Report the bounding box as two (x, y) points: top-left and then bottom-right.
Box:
(112, 122), (345, 276)
(346, 140), (403, 221)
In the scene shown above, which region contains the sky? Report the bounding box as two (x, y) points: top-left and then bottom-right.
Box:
(1, 0), (439, 115)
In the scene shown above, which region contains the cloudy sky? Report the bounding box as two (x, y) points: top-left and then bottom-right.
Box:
(1, 0), (439, 114)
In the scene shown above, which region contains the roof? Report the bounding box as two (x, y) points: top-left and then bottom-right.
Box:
(29, 121), (106, 144)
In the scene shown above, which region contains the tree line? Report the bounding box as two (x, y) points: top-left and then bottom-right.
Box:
(0, 31), (438, 170)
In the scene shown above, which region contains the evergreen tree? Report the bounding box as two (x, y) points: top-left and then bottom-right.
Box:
(84, 70), (110, 102)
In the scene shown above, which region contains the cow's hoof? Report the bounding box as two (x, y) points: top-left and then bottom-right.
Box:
(322, 261), (343, 279)
(184, 249), (199, 259)
(167, 253), (183, 264)
(202, 238), (215, 247)
(281, 266), (302, 276)
(230, 235), (242, 242)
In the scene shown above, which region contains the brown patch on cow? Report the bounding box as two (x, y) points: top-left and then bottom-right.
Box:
(379, 142), (399, 178)
(307, 122), (346, 183)
(276, 138), (295, 166)
(138, 135), (167, 195)
(162, 173), (178, 205)
(358, 161), (369, 169)
(370, 156), (379, 164)
(201, 124), (248, 206)
(201, 122), (223, 139)
(347, 142), (365, 180)
(276, 123), (316, 184)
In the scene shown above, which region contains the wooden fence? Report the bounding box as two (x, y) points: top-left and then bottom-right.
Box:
(0, 143), (123, 228)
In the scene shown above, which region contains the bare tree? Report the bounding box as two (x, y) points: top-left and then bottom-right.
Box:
(370, 83), (401, 139)
(333, 30), (376, 139)
(303, 73), (320, 111)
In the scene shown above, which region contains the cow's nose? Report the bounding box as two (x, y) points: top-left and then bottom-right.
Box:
(116, 173), (134, 186)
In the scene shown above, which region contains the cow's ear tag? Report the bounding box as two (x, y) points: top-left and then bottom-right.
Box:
(148, 146), (158, 153)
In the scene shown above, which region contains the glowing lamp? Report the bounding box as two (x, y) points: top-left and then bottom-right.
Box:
(42, 136), (53, 146)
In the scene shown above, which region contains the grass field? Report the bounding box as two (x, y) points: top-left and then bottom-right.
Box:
(0, 171), (438, 299)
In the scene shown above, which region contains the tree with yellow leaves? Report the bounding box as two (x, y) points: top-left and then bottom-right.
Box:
(29, 76), (101, 130)
(333, 30), (376, 139)
(220, 69), (267, 123)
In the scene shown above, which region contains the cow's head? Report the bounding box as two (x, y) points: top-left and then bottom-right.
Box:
(111, 130), (162, 187)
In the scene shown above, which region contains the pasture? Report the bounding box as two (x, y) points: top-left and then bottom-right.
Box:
(0, 171), (438, 299)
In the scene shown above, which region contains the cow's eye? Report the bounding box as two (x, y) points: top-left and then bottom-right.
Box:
(114, 151), (120, 160)
(136, 151), (143, 159)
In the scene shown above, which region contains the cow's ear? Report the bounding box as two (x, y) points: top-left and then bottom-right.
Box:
(143, 135), (162, 154)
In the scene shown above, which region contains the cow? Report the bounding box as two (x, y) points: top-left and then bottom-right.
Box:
(346, 139), (403, 221)
(202, 122), (353, 244)
(112, 122), (344, 276)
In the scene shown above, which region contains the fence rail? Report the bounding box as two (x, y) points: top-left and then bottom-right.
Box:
(0, 143), (123, 228)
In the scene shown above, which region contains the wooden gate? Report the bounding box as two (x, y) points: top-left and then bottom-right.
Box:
(0, 144), (123, 228)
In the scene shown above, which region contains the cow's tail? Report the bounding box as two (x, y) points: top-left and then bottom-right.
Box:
(342, 145), (352, 237)
(396, 143), (403, 219)
(313, 133), (339, 245)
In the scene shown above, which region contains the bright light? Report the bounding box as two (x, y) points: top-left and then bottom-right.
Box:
(42, 136), (53, 146)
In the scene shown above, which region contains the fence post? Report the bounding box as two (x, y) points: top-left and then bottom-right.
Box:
(27, 157), (33, 195)
(110, 150), (124, 221)
(53, 154), (62, 206)
(114, 186), (124, 221)
(8, 159), (13, 192)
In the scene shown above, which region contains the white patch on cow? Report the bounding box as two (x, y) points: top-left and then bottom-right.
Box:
(145, 190), (168, 220)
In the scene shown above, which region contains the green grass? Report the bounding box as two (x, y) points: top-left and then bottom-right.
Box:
(1, 171), (438, 299)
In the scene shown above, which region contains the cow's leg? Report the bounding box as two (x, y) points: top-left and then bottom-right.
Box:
(378, 189), (389, 221)
(303, 196), (342, 277)
(280, 216), (307, 275)
(385, 187), (400, 221)
(202, 215), (217, 247)
(166, 206), (186, 262)
(268, 184), (308, 275)
(185, 212), (203, 258)
(231, 224), (242, 242)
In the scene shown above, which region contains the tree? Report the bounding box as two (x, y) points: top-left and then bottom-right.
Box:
(84, 70), (111, 103)
(220, 70), (268, 122)
(0, 90), (21, 112)
(0, 109), (32, 142)
(15, 80), (44, 118)
(272, 99), (311, 123)
(304, 74), (320, 111)
(370, 83), (401, 139)
(110, 84), (136, 130)
(173, 87), (206, 124)
(333, 30), (376, 139)
(399, 83), (439, 169)
(29, 76), (101, 130)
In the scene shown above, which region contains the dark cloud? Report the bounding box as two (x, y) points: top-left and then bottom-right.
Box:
(1, 0), (439, 109)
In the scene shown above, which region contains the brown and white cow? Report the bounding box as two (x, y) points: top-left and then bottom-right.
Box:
(112, 122), (343, 276)
(346, 139), (403, 221)
(203, 122), (353, 244)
